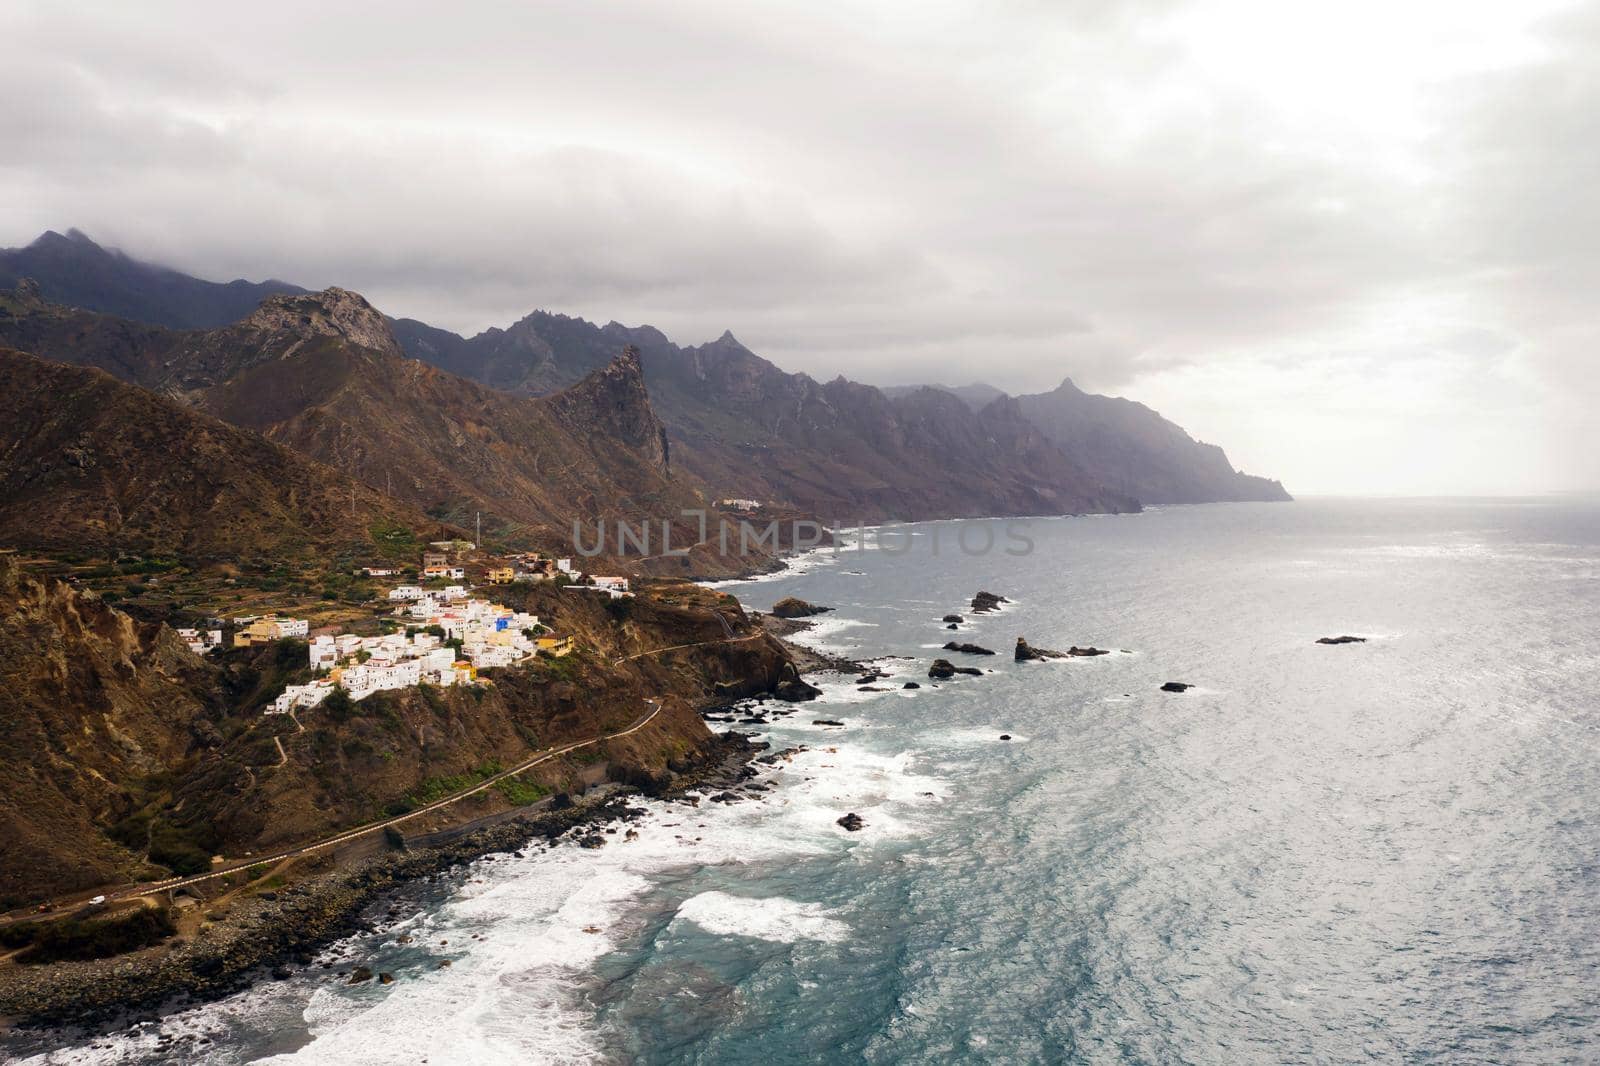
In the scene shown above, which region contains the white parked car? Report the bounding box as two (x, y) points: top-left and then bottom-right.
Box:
(89, 895), (107, 905)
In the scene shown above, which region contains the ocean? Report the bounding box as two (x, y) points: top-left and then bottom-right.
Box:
(10, 497), (1600, 1064)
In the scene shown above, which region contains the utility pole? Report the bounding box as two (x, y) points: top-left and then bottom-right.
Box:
(476, 511), (481, 548)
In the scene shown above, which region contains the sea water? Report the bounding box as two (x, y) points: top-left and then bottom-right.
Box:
(10, 498), (1600, 1064)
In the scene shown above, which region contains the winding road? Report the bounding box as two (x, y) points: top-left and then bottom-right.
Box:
(101, 697), (667, 904)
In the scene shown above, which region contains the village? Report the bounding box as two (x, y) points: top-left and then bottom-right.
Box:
(179, 546), (632, 718)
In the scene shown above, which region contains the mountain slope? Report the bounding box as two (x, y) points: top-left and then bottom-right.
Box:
(0, 347), (432, 559)
(0, 229), (305, 329)
(0, 287), (748, 571)
(0, 554), (224, 906)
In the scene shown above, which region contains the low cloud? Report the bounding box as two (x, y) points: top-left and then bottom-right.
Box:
(3, 0), (1595, 492)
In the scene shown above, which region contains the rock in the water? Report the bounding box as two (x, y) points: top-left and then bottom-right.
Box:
(772, 597), (832, 619)
(1160, 681), (1193, 693)
(946, 622), (959, 630)
(928, 658), (984, 679)
(1014, 637), (1066, 662)
(378, 972), (395, 985)
(836, 812), (865, 832)
(1068, 646), (1111, 657)
(1316, 635), (1368, 645)
(970, 590), (1009, 614)
(942, 641), (996, 656)
(902, 682), (921, 689)
(942, 614), (965, 624)
(348, 966), (374, 985)
(999, 734), (1012, 741)
(813, 719), (845, 727)
(773, 661), (822, 702)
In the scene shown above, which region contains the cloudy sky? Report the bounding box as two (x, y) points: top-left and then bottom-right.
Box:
(4, 0), (1597, 495)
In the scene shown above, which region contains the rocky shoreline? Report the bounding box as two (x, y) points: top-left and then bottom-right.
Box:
(0, 735), (766, 1034)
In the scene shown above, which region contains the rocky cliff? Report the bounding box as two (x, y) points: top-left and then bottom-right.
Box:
(0, 556), (223, 906)
(1015, 378), (1291, 504)
(417, 318), (1138, 519)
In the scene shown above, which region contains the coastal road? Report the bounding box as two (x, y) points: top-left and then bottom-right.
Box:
(612, 607), (753, 665)
(613, 632), (762, 666)
(63, 698), (667, 908)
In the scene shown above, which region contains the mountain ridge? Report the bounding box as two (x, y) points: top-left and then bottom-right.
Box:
(0, 230), (1288, 516)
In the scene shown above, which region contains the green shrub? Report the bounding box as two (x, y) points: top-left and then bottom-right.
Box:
(495, 777), (549, 806)
(16, 906), (176, 964)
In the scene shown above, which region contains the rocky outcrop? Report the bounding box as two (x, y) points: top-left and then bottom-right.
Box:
(942, 642), (995, 656)
(771, 597), (831, 619)
(971, 591), (1008, 614)
(1015, 637), (1111, 661)
(236, 288), (404, 360)
(771, 662), (822, 702)
(1316, 635), (1367, 645)
(1160, 682), (1193, 693)
(547, 345), (670, 468)
(928, 659), (983, 679)
(1014, 638), (1065, 662)
(836, 813), (865, 832)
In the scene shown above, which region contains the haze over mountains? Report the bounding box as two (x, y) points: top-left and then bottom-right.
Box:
(0, 230), (1288, 564)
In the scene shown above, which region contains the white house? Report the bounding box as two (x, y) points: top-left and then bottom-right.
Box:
(274, 618), (310, 639)
(177, 628), (223, 655)
(362, 566), (400, 577)
(270, 680), (335, 715)
(309, 635), (338, 670)
(388, 586), (425, 601)
(556, 558), (575, 575)
(464, 642), (518, 669)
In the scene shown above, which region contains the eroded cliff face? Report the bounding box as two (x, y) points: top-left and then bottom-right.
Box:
(0, 557), (222, 906)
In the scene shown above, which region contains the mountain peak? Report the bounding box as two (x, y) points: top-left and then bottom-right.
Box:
(549, 344), (670, 470)
(239, 287), (402, 358)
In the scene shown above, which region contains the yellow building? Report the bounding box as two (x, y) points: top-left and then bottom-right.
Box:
(535, 636), (574, 657)
(233, 618), (279, 647)
(488, 567), (516, 585)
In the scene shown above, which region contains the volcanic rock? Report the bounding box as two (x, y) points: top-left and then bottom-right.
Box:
(1014, 637), (1066, 662)
(771, 597), (832, 619)
(971, 591), (1008, 614)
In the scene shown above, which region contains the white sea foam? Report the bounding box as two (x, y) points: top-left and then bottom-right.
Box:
(671, 892), (849, 943)
(33, 718), (947, 1066)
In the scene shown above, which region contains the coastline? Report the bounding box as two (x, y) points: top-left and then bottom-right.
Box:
(0, 733), (767, 1035)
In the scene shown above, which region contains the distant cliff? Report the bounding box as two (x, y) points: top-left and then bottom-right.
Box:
(1015, 378), (1291, 504)
(393, 314), (1140, 520)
